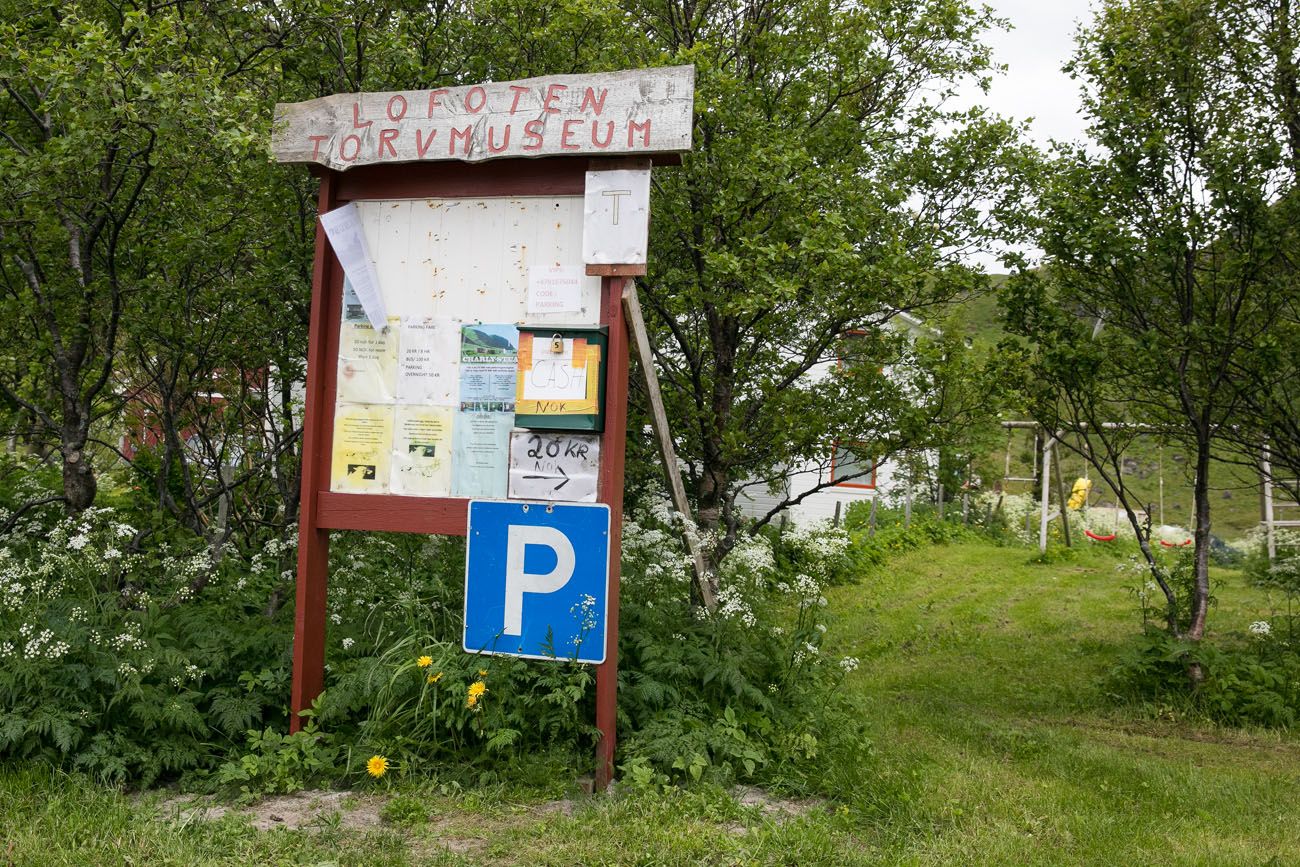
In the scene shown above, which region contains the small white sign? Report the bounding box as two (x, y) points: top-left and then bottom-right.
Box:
(527, 266), (585, 314)
(508, 431), (600, 503)
(583, 169), (651, 265)
(320, 203), (388, 331)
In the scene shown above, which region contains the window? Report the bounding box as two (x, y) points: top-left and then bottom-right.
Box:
(831, 440), (877, 489)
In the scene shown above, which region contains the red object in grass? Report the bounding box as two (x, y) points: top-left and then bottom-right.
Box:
(1084, 530), (1116, 542)
(1158, 539), (1193, 547)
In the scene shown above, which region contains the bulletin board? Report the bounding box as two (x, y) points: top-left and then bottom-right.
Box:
(272, 64), (695, 790)
(324, 196), (607, 503)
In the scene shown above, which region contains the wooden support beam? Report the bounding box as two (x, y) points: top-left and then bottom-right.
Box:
(621, 283), (716, 612)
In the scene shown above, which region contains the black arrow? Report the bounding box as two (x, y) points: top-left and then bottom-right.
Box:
(521, 465), (570, 490)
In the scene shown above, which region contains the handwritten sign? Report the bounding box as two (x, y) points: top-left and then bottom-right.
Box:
(508, 432), (600, 502)
(272, 66), (695, 170)
(583, 168), (651, 265)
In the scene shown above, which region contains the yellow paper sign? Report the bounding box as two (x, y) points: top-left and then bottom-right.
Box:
(330, 403), (394, 493)
(515, 333), (602, 416)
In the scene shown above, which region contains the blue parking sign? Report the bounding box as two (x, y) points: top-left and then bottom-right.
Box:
(463, 500), (610, 664)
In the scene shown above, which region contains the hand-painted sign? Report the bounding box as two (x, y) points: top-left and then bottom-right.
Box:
(463, 500), (609, 663)
(272, 66), (695, 169)
(507, 431), (600, 502)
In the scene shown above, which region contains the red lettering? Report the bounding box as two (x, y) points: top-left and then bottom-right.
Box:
(464, 86), (487, 113)
(308, 135), (329, 159)
(378, 128), (399, 157)
(449, 125), (473, 156)
(580, 87), (607, 115)
(386, 94), (408, 121)
(339, 134), (362, 162)
(415, 128), (438, 157)
(522, 120), (544, 151)
(508, 85), (530, 114)
(487, 124), (512, 154)
(427, 89), (449, 116)
(628, 118), (651, 147)
(591, 121), (614, 148)
(561, 118), (582, 150)
(351, 102), (372, 129)
(543, 83), (567, 114)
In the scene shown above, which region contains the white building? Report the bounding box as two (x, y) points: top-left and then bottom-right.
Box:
(734, 312), (938, 526)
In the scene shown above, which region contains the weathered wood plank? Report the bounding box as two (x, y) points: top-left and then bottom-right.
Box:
(621, 283), (716, 613)
(273, 66), (694, 170)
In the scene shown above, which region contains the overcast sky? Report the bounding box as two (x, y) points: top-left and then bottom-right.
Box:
(952, 0), (1097, 268)
(966, 0), (1096, 147)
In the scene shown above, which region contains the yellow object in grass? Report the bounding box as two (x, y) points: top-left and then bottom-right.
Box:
(467, 680), (487, 708)
(417, 655), (433, 668)
(366, 755), (389, 778)
(427, 671), (442, 684)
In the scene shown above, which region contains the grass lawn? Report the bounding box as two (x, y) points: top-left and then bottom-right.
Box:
(2, 542), (1297, 865)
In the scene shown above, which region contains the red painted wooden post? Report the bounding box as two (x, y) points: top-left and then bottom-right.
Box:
(290, 170), (339, 732)
(595, 275), (630, 789)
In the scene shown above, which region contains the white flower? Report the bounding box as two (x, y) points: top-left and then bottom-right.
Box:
(815, 624), (827, 634)
(68, 534), (90, 551)
(839, 656), (860, 674)
(103, 548), (121, 560)
(1249, 621), (1272, 636)
(341, 637), (355, 650)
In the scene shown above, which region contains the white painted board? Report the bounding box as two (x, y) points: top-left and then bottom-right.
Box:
(352, 197), (600, 326)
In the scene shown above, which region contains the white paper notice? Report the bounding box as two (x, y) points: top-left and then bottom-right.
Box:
(320, 203), (388, 331)
(583, 168), (651, 265)
(507, 431), (600, 502)
(390, 405), (454, 496)
(396, 317), (459, 405)
(527, 266), (584, 314)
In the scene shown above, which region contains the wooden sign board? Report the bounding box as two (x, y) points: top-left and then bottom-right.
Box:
(272, 66), (694, 170)
(287, 68), (695, 793)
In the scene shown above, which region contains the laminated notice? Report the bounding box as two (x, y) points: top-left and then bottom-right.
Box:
(390, 405), (454, 496)
(337, 319), (398, 404)
(396, 316), (459, 405)
(330, 403), (394, 494)
(451, 412), (512, 498)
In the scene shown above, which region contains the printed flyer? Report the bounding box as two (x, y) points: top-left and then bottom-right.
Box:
(458, 324), (519, 412)
(450, 411), (512, 498)
(390, 405), (454, 496)
(330, 403), (394, 494)
(337, 318), (398, 404)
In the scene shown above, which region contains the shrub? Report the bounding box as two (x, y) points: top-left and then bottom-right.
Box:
(0, 506), (293, 786)
(1107, 622), (1300, 729)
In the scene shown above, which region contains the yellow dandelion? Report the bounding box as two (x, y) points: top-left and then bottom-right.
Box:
(366, 755), (389, 778)
(466, 680), (487, 708)
(417, 655), (433, 668)
(477, 669), (488, 678)
(427, 671), (443, 684)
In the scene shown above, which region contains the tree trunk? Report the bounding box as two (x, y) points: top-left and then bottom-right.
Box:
(1182, 436), (1215, 686)
(60, 406), (96, 513)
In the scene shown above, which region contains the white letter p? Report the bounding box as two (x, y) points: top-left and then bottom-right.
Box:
(503, 525), (575, 636)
